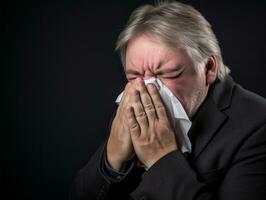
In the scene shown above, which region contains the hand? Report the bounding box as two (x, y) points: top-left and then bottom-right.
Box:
(106, 82), (135, 171)
(126, 79), (178, 169)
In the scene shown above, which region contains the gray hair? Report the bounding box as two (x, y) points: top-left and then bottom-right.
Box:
(115, 1), (230, 80)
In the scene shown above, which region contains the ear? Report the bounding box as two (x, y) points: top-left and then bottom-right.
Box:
(205, 55), (217, 86)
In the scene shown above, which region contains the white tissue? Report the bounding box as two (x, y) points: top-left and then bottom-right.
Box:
(115, 77), (192, 153)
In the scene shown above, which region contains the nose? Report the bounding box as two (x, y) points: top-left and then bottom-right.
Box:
(143, 70), (155, 80)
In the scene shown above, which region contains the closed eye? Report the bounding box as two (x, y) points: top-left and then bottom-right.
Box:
(126, 71), (142, 81)
(157, 69), (184, 79)
(125, 69), (142, 80)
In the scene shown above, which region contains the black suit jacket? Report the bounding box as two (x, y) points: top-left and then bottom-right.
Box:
(70, 76), (266, 200)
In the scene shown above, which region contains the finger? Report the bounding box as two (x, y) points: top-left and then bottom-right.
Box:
(126, 106), (141, 138)
(130, 89), (149, 133)
(135, 79), (157, 124)
(146, 84), (168, 120)
(117, 82), (132, 114)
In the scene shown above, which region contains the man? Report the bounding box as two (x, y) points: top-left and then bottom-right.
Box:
(70, 1), (266, 200)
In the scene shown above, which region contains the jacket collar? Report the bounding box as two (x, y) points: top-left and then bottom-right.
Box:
(187, 76), (236, 160)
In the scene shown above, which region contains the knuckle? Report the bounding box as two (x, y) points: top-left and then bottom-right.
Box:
(156, 104), (165, 112)
(136, 111), (146, 118)
(156, 103), (165, 110)
(144, 103), (154, 111)
(130, 123), (139, 131)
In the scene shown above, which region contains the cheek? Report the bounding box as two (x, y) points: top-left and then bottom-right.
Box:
(161, 76), (205, 108)
(161, 79), (188, 103)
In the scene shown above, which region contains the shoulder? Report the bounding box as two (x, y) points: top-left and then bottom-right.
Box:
(229, 83), (266, 124)
(209, 76), (266, 141)
(211, 76), (266, 126)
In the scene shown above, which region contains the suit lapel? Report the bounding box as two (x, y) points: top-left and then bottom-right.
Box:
(187, 76), (235, 160)
(188, 96), (227, 160)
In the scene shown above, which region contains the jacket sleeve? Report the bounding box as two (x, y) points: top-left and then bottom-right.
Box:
(69, 142), (142, 200)
(130, 124), (266, 200)
(218, 123), (266, 199)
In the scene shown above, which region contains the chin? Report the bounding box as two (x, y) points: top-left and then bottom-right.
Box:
(187, 90), (208, 119)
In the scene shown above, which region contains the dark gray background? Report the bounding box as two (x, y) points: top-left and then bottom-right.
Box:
(1, 0), (266, 199)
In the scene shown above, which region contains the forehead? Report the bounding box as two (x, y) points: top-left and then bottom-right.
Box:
(125, 35), (190, 70)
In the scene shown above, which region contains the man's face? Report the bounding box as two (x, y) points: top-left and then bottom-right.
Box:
(125, 35), (210, 118)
